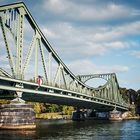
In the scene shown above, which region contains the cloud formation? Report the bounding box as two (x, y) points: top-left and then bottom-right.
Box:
(130, 50), (140, 59)
(41, 21), (140, 60)
(42, 0), (136, 23)
(67, 59), (129, 75)
(0, 0), (140, 90)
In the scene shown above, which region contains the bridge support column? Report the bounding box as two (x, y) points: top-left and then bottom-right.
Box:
(87, 109), (96, 118)
(109, 109), (122, 121)
(72, 108), (86, 121)
(11, 84), (25, 103)
(11, 91), (25, 104)
(0, 87), (36, 129)
(0, 103), (36, 129)
(96, 112), (109, 120)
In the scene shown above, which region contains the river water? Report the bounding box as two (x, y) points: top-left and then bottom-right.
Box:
(0, 119), (140, 140)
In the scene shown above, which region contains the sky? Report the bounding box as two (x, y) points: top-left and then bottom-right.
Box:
(0, 0), (140, 90)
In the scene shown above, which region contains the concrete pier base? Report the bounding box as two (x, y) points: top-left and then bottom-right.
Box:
(109, 110), (122, 121)
(0, 103), (36, 129)
(72, 109), (86, 121)
(96, 112), (109, 120)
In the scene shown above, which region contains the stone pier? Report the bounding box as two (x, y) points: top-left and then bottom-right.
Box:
(96, 112), (109, 120)
(0, 103), (36, 129)
(72, 109), (86, 121)
(109, 110), (122, 121)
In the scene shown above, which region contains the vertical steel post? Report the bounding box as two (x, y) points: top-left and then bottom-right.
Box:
(16, 7), (25, 79)
(58, 64), (61, 87)
(0, 16), (15, 77)
(48, 52), (52, 85)
(38, 37), (48, 84)
(112, 75), (118, 103)
(61, 67), (67, 89)
(35, 36), (38, 83)
(67, 74), (70, 90)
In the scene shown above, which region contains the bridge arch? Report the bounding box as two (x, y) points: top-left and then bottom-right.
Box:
(77, 73), (115, 84)
(84, 77), (107, 88)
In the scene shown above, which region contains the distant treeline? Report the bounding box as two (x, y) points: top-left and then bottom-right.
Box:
(33, 103), (74, 115)
(120, 88), (140, 115)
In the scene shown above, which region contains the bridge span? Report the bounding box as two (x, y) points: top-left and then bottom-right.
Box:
(0, 2), (129, 112)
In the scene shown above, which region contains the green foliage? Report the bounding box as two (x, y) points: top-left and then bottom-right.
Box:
(33, 102), (74, 115)
(44, 104), (74, 115)
(34, 103), (42, 114)
(0, 99), (10, 104)
(120, 88), (129, 103)
(62, 106), (74, 115)
(136, 89), (140, 104)
(44, 104), (61, 112)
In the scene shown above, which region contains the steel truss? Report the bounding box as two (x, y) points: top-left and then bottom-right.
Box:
(0, 2), (129, 111)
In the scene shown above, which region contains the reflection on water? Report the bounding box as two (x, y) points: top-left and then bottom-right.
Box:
(0, 129), (36, 140)
(0, 120), (140, 140)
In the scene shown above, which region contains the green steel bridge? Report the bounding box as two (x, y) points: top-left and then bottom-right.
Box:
(0, 2), (129, 111)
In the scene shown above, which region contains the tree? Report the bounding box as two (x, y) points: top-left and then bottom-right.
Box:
(128, 89), (137, 104)
(34, 103), (42, 114)
(135, 89), (140, 115)
(120, 87), (129, 103)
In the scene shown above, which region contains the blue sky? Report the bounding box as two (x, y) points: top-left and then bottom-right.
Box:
(0, 0), (140, 90)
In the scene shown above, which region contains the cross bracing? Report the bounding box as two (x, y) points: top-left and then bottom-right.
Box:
(0, 2), (129, 111)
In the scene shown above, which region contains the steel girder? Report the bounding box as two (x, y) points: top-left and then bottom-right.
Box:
(77, 73), (124, 106)
(0, 2), (129, 111)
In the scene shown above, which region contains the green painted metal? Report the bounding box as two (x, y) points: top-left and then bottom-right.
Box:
(35, 35), (39, 83)
(22, 33), (36, 77)
(0, 81), (128, 111)
(0, 68), (12, 78)
(0, 16), (15, 77)
(38, 37), (48, 83)
(0, 2), (129, 111)
(77, 73), (125, 106)
(48, 52), (52, 85)
(16, 7), (25, 79)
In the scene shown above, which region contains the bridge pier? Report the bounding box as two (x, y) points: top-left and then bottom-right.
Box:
(72, 109), (86, 121)
(109, 109), (122, 121)
(0, 103), (36, 129)
(11, 91), (25, 104)
(0, 90), (36, 129)
(86, 108), (123, 120)
(96, 112), (109, 120)
(71, 109), (124, 121)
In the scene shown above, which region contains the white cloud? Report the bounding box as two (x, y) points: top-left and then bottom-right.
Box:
(67, 59), (129, 75)
(131, 9), (140, 16)
(43, 20), (140, 43)
(130, 50), (140, 58)
(118, 76), (140, 90)
(0, 54), (8, 63)
(41, 21), (140, 60)
(41, 27), (59, 39)
(43, 0), (133, 22)
(92, 21), (140, 42)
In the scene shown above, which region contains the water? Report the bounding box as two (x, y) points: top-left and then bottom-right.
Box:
(0, 119), (140, 140)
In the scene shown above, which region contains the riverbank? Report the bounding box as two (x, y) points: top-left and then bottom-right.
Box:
(123, 116), (140, 120)
(36, 112), (140, 121)
(36, 112), (71, 120)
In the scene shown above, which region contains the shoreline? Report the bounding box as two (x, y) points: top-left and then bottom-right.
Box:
(123, 116), (140, 120)
(35, 113), (140, 121)
(35, 112), (72, 120)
